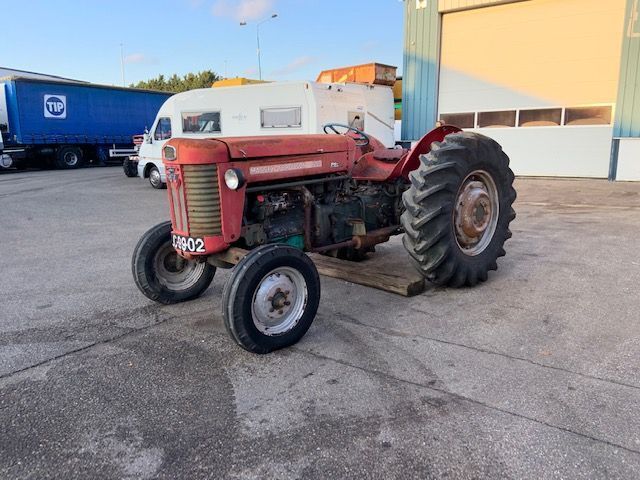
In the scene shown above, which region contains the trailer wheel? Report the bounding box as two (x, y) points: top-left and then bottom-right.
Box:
(132, 221), (216, 304)
(55, 146), (83, 169)
(401, 132), (516, 287)
(123, 157), (138, 177)
(223, 244), (320, 354)
(148, 166), (166, 189)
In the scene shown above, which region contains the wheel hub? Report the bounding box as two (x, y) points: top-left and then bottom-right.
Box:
(458, 182), (492, 238)
(454, 171), (499, 256)
(150, 169), (161, 185)
(64, 152), (78, 166)
(153, 243), (205, 290)
(163, 251), (186, 273)
(270, 290), (291, 311)
(252, 267), (307, 336)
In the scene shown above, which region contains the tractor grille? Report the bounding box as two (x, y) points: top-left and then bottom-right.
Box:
(182, 164), (222, 236)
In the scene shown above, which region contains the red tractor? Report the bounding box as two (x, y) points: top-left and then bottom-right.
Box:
(132, 124), (516, 353)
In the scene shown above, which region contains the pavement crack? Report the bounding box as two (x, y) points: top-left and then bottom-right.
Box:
(294, 345), (640, 457)
(0, 304), (214, 381)
(0, 319), (169, 381)
(330, 311), (640, 392)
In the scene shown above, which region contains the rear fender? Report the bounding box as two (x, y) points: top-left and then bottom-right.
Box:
(396, 125), (462, 180)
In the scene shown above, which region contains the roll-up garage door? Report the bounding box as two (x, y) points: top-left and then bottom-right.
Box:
(438, 0), (626, 177)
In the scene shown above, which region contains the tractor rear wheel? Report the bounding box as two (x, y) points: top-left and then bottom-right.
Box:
(223, 244), (320, 354)
(401, 132), (516, 287)
(132, 221), (216, 304)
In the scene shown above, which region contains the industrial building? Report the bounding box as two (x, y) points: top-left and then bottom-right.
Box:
(402, 0), (640, 181)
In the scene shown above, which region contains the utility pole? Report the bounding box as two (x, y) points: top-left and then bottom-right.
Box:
(240, 13), (278, 80)
(120, 43), (125, 87)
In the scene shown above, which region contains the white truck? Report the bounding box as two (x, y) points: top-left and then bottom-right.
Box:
(131, 80), (396, 188)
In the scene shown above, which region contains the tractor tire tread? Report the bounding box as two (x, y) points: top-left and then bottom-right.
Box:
(401, 131), (516, 288)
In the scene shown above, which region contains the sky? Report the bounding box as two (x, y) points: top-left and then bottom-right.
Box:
(1, 0), (404, 86)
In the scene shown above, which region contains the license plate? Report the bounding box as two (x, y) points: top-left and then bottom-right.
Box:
(172, 234), (206, 253)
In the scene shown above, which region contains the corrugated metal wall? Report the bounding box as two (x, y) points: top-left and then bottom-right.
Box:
(614, 0), (640, 138)
(401, 1), (440, 141)
(401, 0), (526, 140)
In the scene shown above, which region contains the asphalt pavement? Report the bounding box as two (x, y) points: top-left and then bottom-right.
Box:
(1, 167), (640, 479)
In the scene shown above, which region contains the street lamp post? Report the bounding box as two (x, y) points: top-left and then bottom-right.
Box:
(120, 43), (126, 87)
(240, 13), (278, 80)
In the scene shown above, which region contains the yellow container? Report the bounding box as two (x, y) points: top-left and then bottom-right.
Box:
(212, 78), (269, 88)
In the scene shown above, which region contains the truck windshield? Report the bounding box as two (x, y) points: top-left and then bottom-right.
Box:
(154, 117), (172, 140)
(182, 111), (221, 134)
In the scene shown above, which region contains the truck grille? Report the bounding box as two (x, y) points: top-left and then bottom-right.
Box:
(182, 164), (222, 236)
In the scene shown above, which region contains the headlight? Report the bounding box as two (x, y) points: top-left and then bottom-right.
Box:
(163, 145), (176, 161)
(224, 168), (245, 190)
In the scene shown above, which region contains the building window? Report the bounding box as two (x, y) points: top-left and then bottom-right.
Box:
(261, 107), (302, 128)
(154, 117), (172, 140)
(182, 111), (222, 133)
(439, 112), (475, 129)
(564, 106), (612, 126)
(477, 110), (516, 128)
(518, 108), (562, 127)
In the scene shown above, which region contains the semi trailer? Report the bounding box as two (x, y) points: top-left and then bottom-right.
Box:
(0, 77), (172, 170)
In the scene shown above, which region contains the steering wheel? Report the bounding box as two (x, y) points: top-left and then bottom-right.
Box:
(323, 123), (370, 147)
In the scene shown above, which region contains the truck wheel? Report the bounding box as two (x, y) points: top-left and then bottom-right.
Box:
(55, 146), (83, 169)
(132, 221), (216, 304)
(123, 157), (138, 177)
(148, 166), (166, 189)
(401, 132), (516, 287)
(223, 244), (321, 354)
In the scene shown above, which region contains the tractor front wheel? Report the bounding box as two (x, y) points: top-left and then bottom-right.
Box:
(401, 132), (516, 287)
(132, 221), (216, 304)
(223, 244), (320, 354)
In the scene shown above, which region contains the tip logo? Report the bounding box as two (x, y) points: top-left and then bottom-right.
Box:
(44, 94), (66, 119)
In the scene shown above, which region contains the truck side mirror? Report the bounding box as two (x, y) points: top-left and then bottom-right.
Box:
(143, 132), (152, 144)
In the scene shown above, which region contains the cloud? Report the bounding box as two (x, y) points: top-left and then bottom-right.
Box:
(123, 53), (156, 65)
(212, 0), (274, 21)
(271, 56), (317, 76)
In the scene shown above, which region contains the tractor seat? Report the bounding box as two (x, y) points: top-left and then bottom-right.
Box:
(373, 148), (405, 163)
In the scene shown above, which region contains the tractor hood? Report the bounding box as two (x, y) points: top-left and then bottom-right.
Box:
(213, 134), (353, 160)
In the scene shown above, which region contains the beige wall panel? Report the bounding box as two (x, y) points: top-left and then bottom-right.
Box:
(439, 0), (626, 110)
(439, 0), (526, 13)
